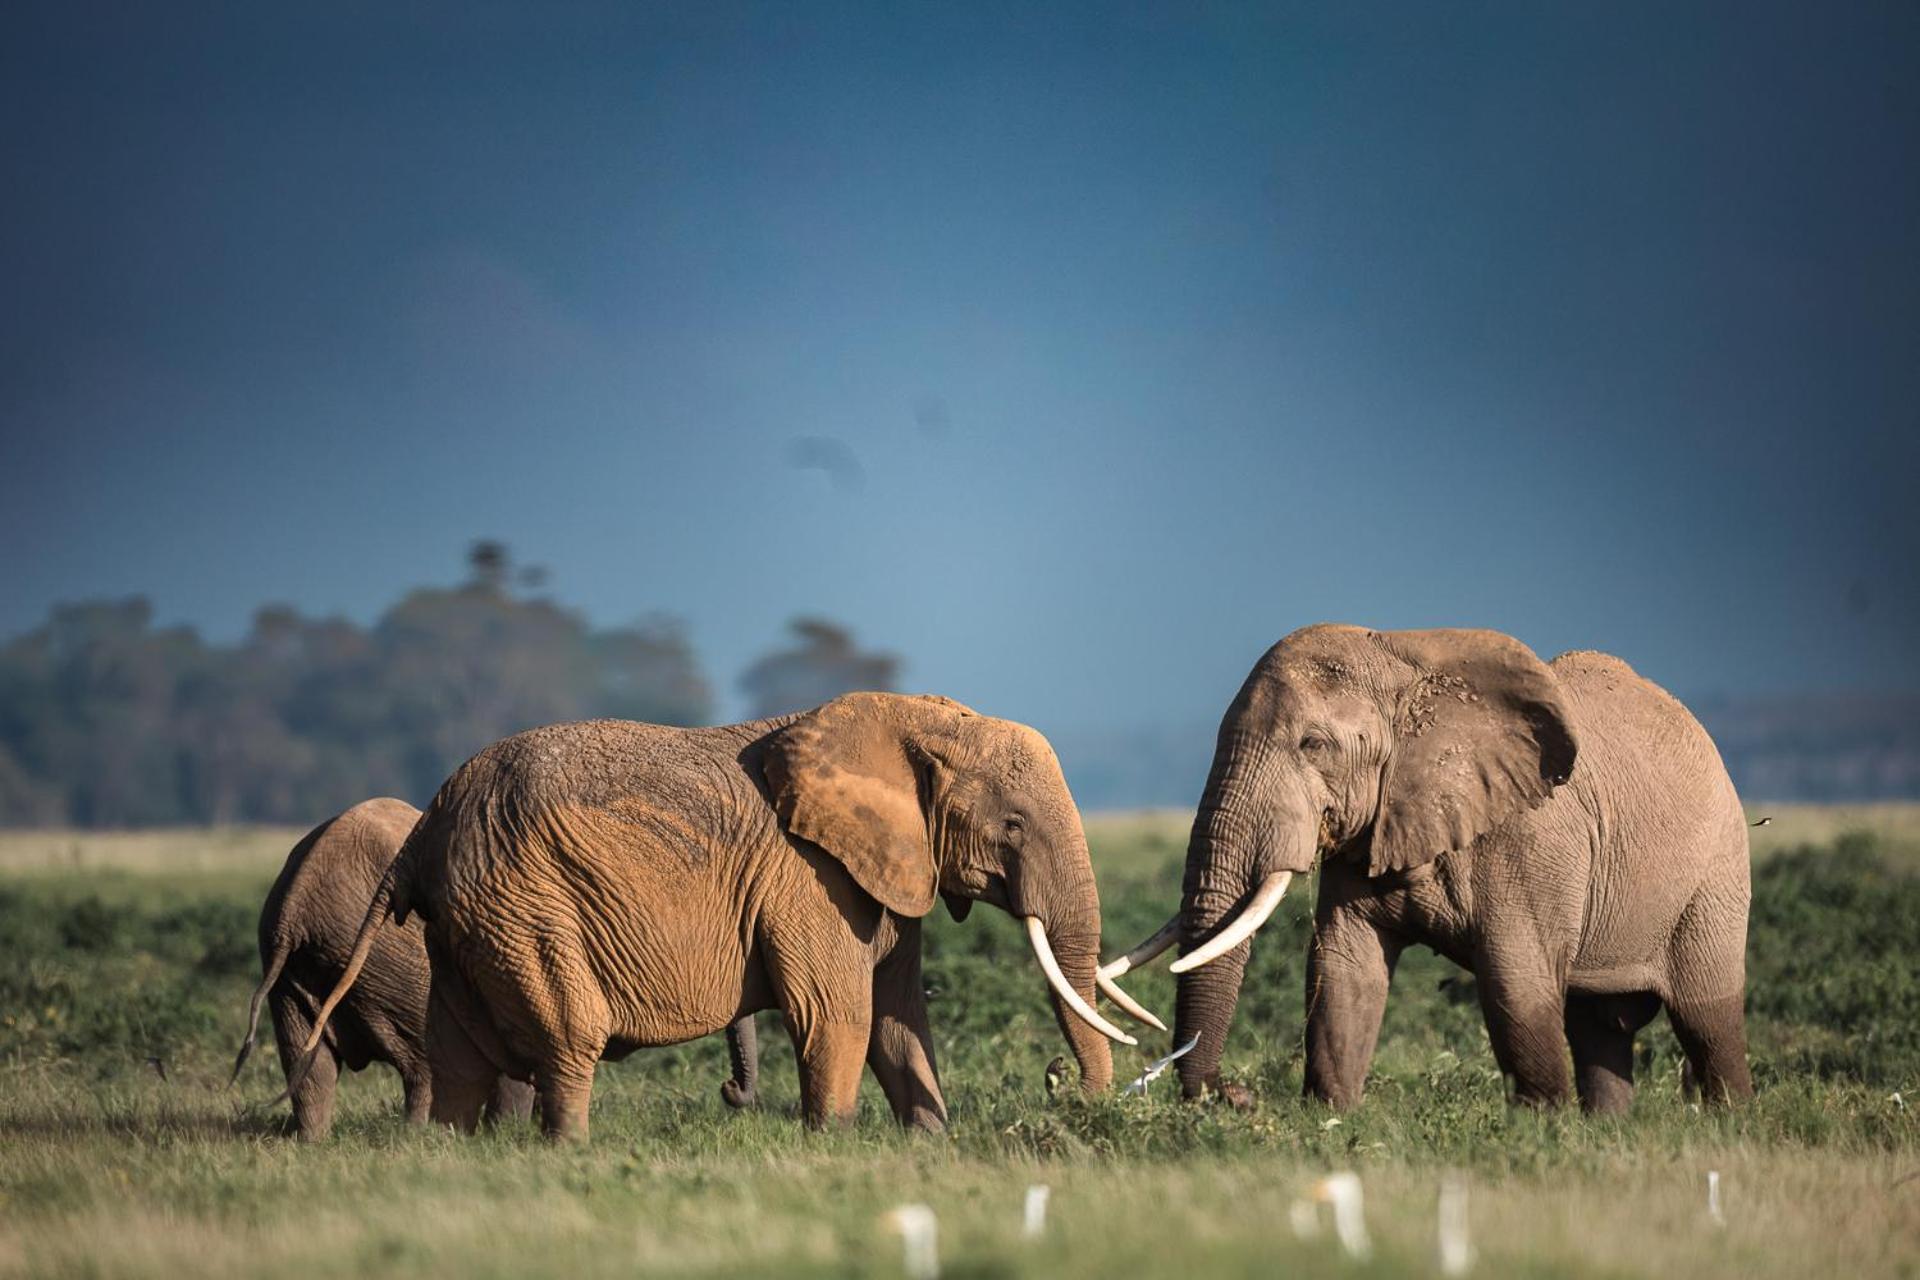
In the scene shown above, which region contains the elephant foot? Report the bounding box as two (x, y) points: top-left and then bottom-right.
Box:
(903, 1108), (947, 1135)
(720, 1080), (758, 1110)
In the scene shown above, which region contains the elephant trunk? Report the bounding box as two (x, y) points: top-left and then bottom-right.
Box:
(1040, 913), (1115, 1093)
(1021, 852), (1116, 1093)
(1172, 799), (1262, 1097)
(1172, 743), (1311, 1098)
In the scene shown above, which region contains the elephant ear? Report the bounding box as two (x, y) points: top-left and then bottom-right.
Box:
(762, 693), (956, 917)
(1368, 629), (1578, 876)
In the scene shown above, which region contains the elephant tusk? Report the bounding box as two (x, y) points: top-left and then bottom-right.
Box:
(1098, 915), (1180, 981)
(1167, 872), (1293, 974)
(1096, 969), (1168, 1032)
(1024, 917), (1137, 1046)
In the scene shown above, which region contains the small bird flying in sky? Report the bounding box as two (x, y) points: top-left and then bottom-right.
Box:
(1750, 817), (1772, 827)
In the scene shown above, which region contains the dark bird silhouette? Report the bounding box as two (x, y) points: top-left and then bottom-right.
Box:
(145, 1055), (169, 1082)
(1750, 817), (1772, 827)
(1044, 1056), (1068, 1098)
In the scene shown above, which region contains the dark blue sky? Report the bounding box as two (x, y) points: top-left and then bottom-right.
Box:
(3, 2), (1916, 729)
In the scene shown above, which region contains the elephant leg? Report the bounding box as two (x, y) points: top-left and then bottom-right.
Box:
(721, 1014), (760, 1110)
(425, 983), (497, 1135)
(1666, 994), (1751, 1105)
(1303, 909), (1400, 1109)
(1564, 991), (1659, 1115)
(484, 1076), (538, 1126)
(783, 1010), (870, 1130)
(866, 929), (946, 1132)
(399, 1067), (433, 1126)
(1665, 992), (1752, 1105)
(271, 999), (339, 1142)
(536, 1061), (597, 1143)
(428, 1064), (492, 1134)
(1664, 893), (1754, 1106)
(376, 1014), (433, 1127)
(1475, 941), (1572, 1107)
(466, 930), (607, 1142)
(292, 1046), (341, 1142)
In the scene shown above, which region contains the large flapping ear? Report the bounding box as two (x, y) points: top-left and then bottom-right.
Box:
(762, 693), (965, 917)
(1367, 629), (1578, 876)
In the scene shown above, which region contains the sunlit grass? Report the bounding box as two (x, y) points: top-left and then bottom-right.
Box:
(1, 810), (1916, 1277)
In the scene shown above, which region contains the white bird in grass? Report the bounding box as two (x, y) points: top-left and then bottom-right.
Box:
(1123, 1036), (1201, 1096)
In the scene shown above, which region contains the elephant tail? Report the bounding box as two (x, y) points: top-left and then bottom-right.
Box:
(271, 858), (403, 1106)
(228, 935), (293, 1089)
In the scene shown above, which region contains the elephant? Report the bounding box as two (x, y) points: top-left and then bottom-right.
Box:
(1106, 625), (1753, 1114)
(293, 693), (1154, 1141)
(231, 798), (537, 1140)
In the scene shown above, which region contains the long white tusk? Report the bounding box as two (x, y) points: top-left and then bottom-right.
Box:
(1097, 915), (1179, 981)
(1167, 872), (1293, 974)
(1024, 917), (1137, 1046)
(1095, 970), (1168, 1032)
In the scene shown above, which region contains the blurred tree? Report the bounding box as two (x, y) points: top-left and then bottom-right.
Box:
(0, 600), (207, 825)
(738, 618), (900, 720)
(591, 616), (711, 726)
(465, 539), (511, 594)
(0, 549), (714, 827)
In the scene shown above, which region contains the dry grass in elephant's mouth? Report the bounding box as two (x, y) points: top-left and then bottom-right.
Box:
(1, 811), (1917, 1279)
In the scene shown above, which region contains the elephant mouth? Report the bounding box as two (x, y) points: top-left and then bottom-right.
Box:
(946, 866), (1010, 912)
(1103, 870), (1297, 981)
(1167, 872), (1293, 973)
(1148, 805), (1368, 976)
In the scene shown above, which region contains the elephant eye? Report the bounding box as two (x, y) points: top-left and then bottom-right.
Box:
(1003, 814), (1026, 844)
(1300, 734), (1330, 754)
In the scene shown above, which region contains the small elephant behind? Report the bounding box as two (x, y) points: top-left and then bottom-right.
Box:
(231, 798), (536, 1140)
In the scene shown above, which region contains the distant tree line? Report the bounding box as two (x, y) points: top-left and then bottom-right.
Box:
(11, 539), (1909, 826)
(1690, 692), (1920, 803)
(1046, 698), (1920, 812)
(0, 544), (898, 828)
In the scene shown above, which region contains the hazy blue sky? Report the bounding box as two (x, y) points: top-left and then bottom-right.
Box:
(4, 2), (1916, 729)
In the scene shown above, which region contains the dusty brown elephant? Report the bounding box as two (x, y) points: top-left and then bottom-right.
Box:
(231, 798), (537, 1140)
(1108, 625), (1753, 1114)
(296, 694), (1154, 1141)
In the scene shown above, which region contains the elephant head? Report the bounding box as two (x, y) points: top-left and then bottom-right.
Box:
(762, 692), (1149, 1092)
(1106, 626), (1577, 1097)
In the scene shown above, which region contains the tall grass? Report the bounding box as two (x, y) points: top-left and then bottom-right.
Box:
(1, 812), (1916, 1278)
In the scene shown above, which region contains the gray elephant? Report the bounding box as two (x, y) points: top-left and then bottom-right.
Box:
(231, 798), (537, 1139)
(1107, 625), (1753, 1113)
(292, 694), (1154, 1141)
(720, 1014), (762, 1108)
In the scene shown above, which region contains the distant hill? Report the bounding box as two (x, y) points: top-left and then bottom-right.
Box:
(1055, 693), (1920, 813)
(1692, 693), (1920, 803)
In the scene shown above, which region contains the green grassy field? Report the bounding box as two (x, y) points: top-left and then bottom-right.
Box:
(2, 808), (1917, 1278)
